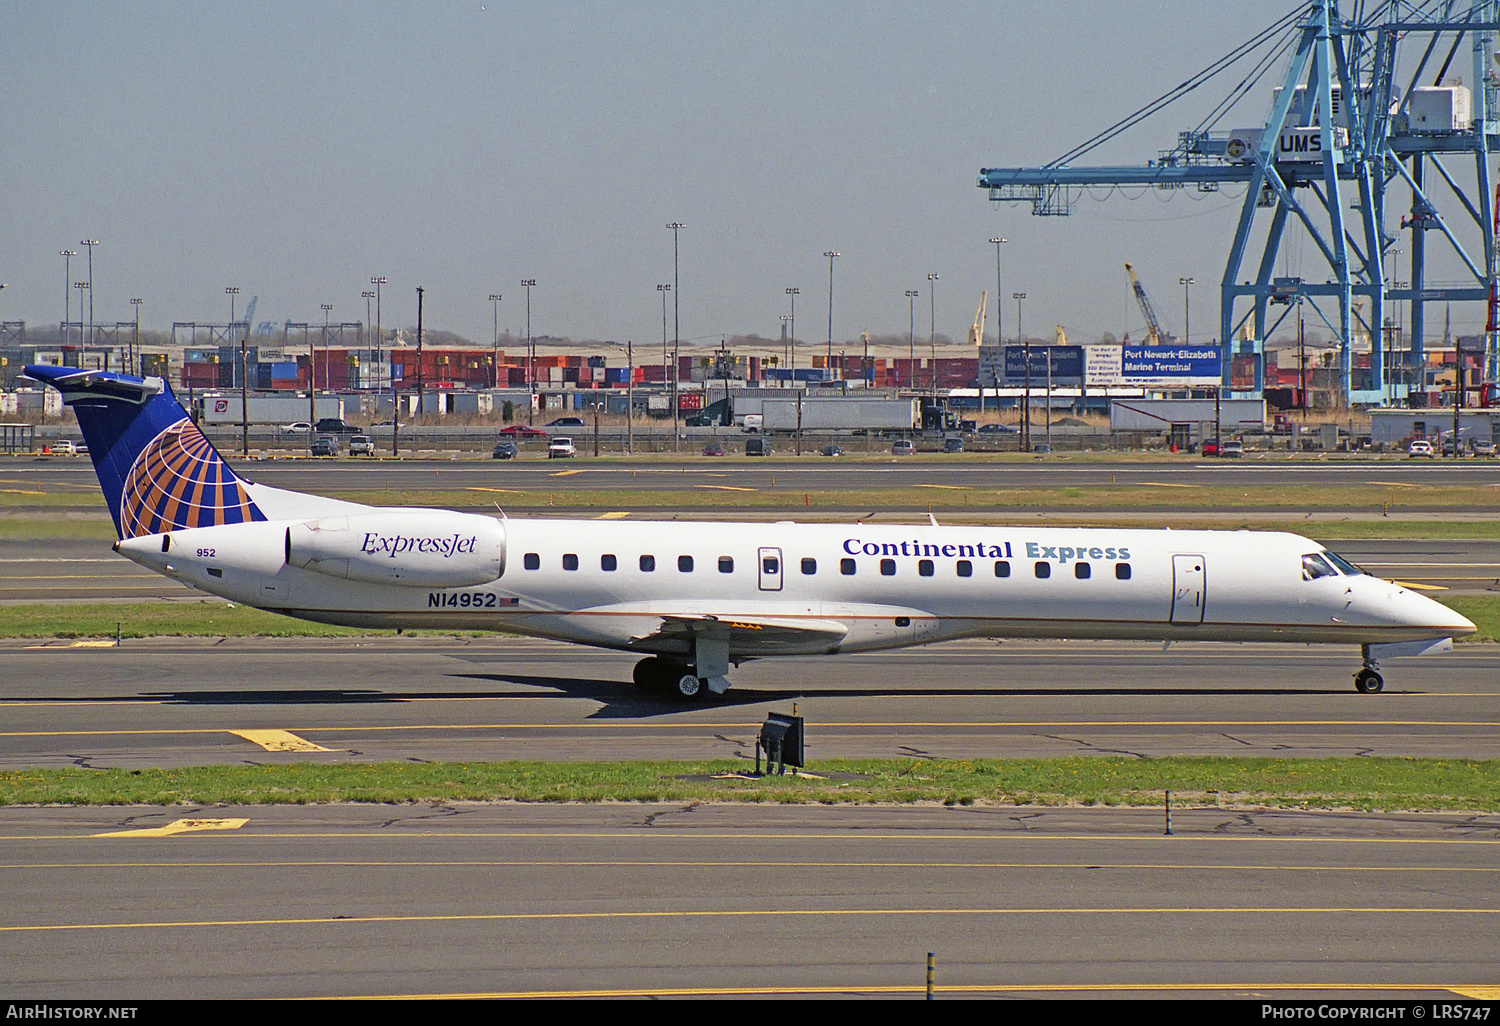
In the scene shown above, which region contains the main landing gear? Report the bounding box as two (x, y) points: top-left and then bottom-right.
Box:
(633, 657), (707, 701)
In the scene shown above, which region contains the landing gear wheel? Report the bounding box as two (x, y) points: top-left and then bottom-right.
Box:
(674, 673), (706, 701)
(633, 657), (666, 692)
(1354, 668), (1384, 694)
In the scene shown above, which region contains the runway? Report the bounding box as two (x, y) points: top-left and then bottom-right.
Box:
(3, 636), (1497, 767)
(1, 802), (1496, 999)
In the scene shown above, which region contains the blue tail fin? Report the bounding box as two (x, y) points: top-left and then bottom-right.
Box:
(25, 366), (266, 539)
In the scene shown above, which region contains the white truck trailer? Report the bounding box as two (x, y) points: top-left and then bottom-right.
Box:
(756, 397), (921, 433)
(197, 394), (344, 425)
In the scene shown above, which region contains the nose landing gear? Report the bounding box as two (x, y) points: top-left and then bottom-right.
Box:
(1354, 665), (1384, 694)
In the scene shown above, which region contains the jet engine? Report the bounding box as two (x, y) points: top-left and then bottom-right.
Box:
(285, 511), (506, 587)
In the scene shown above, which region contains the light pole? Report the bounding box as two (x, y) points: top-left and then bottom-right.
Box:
(130, 298), (142, 376)
(990, 237), (1007, 413)
(1014, 292), (1028, 450)
(824, 251), (839, 382)
(226, 285), (245, 455)
(927, 273), (939, 400)
(1179, 276), (1195, 346)
(361, 290), (375, 387)
(489, 293), (503, 388)
(74, 281), (88, 352)
(370, 276), (386, 395)
(906, 290), (918, 387)
(667, 223), (685, 451)
(786, 287), (799, 390)
(320, 303), (333, 397)
(779, 315), (791, 379)
(81, 240), (98, 346)
(60, 250), (76, 344)
(522, 279), (536, 423)
(657, 285), (672, 430)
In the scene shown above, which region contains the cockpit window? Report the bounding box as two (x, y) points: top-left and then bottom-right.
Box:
(1322, 550), (1364, 576)
(1301, 553), (1338, 581)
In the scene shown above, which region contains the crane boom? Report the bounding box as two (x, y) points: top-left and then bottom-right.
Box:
(967, 290), (987, 347)
(1124, 262), (1165, 345)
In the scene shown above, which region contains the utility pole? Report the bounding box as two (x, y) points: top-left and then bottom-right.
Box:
(489, 293), (503, 388)
(129, 298), (142, 377)
(226, 286), (245, 456)
(786, 287), (799, 391)
(1015, 292), (1028, 451)
(522, 279), (536, 423)
(668, 223), (685, 453)
(626, 339), (634, 456)
(415, 287), (425, 423)
(927, 273), (939, 402)
(60, 250), (76, 344)
(320, 303), (333, 400)
(824, 251), (840, 383)
(81, 240), (98, 346)
(906, 290), (918, 388)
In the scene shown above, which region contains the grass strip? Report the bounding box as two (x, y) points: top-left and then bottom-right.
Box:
(3, 596), (1496, 642)
(0, 757), (1494, 812)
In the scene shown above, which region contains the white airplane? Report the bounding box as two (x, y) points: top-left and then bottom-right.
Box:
(27, 365), (1475, 699)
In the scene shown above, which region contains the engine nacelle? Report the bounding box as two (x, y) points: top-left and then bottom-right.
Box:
(285, 511), (506, 587)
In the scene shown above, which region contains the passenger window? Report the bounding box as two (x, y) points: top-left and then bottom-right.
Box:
(562, 553), (579, 571)
(880, 558), (896, 576)
(719, 556), (734, 573)
(523, 553), (540, 571)
(994, 560), (1011, 578)
(840, 558), (856, 575)
(1034, 561), (1051, 579)
(1302, 553), (1337, 581)
(956, 560), (972, 577)
(801, 557), (816, 575)
(601, 554), (617, 572)
(678, 555), (694, 572)
(1115, 563), (1131, 581)
(640, 554), (656, 572)
(918, 559), (934, 577)
(1074, 562), (1090, 579)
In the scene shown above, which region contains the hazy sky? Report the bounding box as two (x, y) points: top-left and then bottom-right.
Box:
(1, 1), (1487, 351)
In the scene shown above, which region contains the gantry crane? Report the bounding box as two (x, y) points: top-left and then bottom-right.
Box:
(980, 0), (1500, 403)
(967, 290), (988, 346)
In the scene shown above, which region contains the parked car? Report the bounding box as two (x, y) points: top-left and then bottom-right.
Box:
(701, 443), (726, 457)
(314, 418), (358, 435)
(348, 434), (375, 456)
(283, 422), (312, 434)
(1220, 439), (1244, 458)
(976, 423), (1019, 434)
(1407, 439), (1435, 458)
(498, 424), (548, 438)
(891, 440), (915, 455)
(745, 436), (770, 456)
(1469, 438), (1497, 457)
(47, 440), (77, 455)
(1201, 439), (1221, 457)
(491, 440), (519, 460)
(1032, 443), (1053, 454)
(547, 436), (576, 459)
(545, 416), (586, 429)
(310, 435), (339, 457)
(942, 437), (964, 453)
(819, 444), (842, 457)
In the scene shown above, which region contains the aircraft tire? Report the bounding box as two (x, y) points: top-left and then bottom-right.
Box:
(633, 657), (666, 691)
(674, 673), (706, 701)
(1354, 669), (1384, 694)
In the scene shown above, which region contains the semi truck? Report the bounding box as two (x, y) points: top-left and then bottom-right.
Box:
(755, 397), (921, 433)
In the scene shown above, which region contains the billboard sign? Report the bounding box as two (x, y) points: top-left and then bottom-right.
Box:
(1002, 345), (1083, 387)
(1121, 345), (1223, 385)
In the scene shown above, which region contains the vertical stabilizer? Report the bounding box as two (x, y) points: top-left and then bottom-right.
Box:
(24, 366), (265, 539)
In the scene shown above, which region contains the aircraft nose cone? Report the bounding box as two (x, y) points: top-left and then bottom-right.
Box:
(1403, 589), (1476, 636)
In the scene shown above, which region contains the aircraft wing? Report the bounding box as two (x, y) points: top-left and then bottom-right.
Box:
(629, 613), (848, 658)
